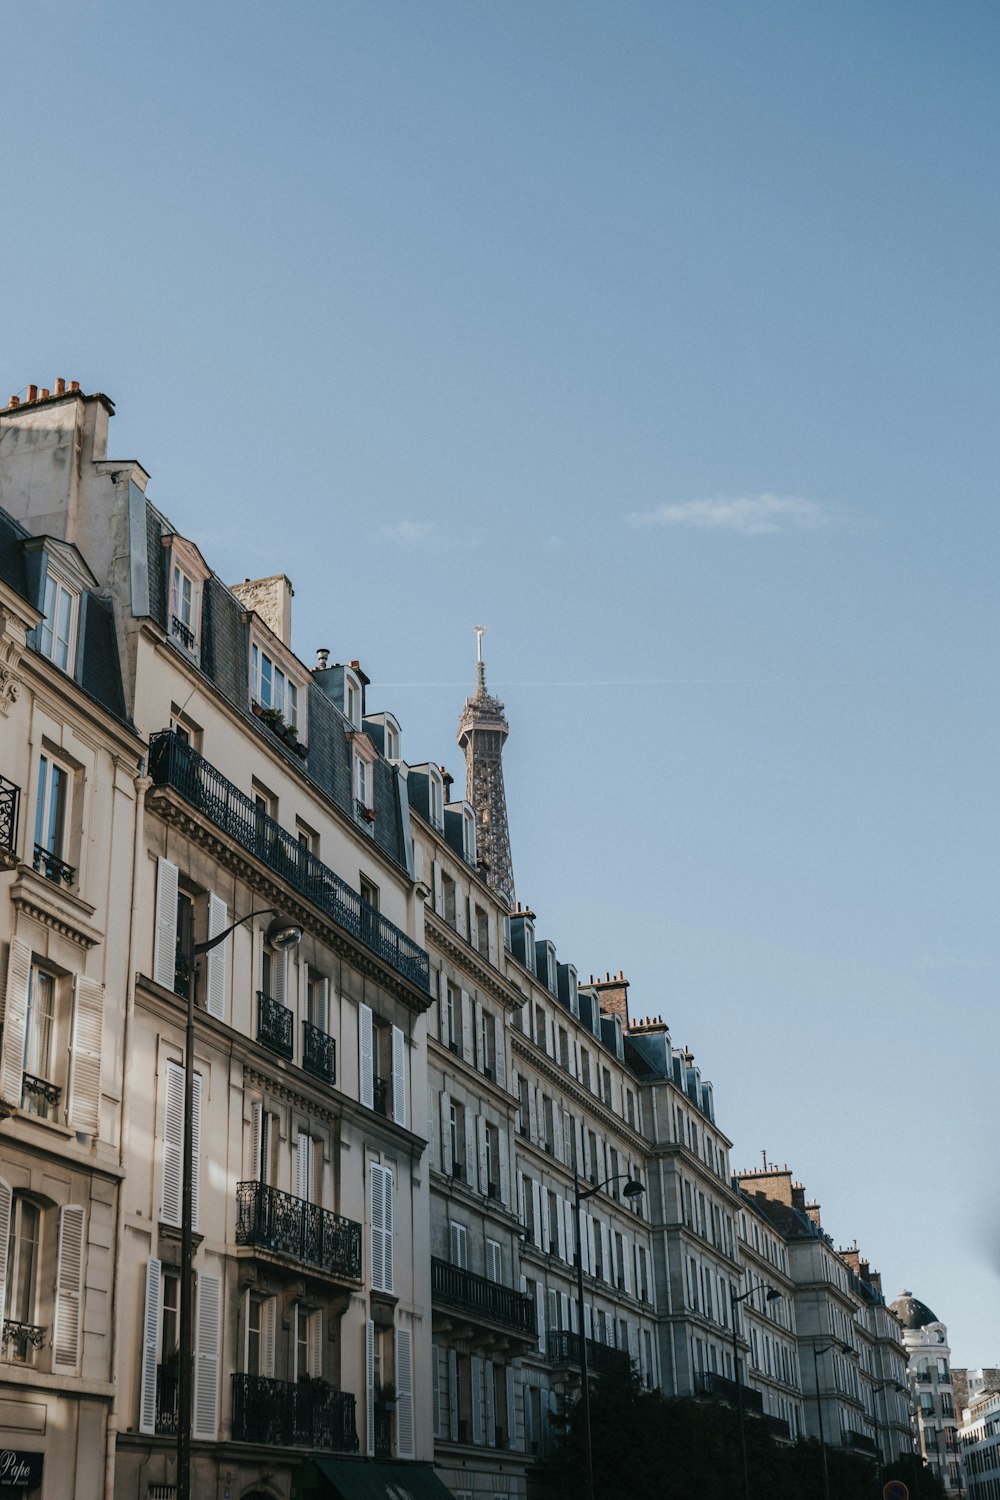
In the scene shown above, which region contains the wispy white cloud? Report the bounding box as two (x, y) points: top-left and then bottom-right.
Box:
(379, 520), (436, 547)
(628, 494), (829, 535)
(378, 519), (482, 552)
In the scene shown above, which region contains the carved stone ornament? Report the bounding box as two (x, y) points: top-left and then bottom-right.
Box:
(0, 608), (24, 716)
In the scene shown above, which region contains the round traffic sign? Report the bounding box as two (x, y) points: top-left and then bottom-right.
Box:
(883, 1483), (909, 1500)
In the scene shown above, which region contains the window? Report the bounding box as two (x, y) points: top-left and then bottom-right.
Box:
(446, 985), (461, 1056)
(534, 1005), (547, 1051)
(4, 1196), (41, 1337)
(353, 741), (377, 826)
(450, 1221), (469, 1269)
(0, 1186), (84, 1374)
(462, 808), (476, 865)
(169, 564), (200, 651)
(428, 770), (444, 831)
(474, 906), (490, 956)
(245, 1291), (275, 1377)
(294, 1304), (322, 1380)
(345, 672), (362, 729)
(479, 1010), (494, 1079)
(441, 873), (457, 928)
(22, 963), (57, 1116)
(252, 641), (300, 729)
(296, 818), (319, 855)
(384, 716), (401, 761)
(38, 570), (78, 671)
(486, 1239), (502, 1283)
(33, 752), (73, 882)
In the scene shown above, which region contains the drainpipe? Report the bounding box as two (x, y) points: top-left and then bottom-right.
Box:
(104, 763), (151, 1500)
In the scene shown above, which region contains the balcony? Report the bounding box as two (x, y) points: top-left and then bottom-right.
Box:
(0, 775), (19, 866)
(258, 991), (293, 1059)
(760, 1413), (791, 1441)
(845, 1429), (878, 1456)
(231, 1373), (358, 1451)
(432, 1258), (536, 1336)
(694, 1371), (764, 1416)
(33, 843), (75, 884)
(149, 730), (430, 993)
(1, 1320), (46, 1362)
(170, 615), (196, 651)
(155, 1365), (179, 1436)
(303, 1020), (336, 1085)
(21, 1072), (62, 1120)
(547, 1331), (630, 1378)
(373, 1075), (388, 1117)
(236, 1181), (362, 1280)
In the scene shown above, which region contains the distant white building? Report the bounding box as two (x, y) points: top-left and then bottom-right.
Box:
(889, 1290), (966, 1496)
(958, 1370), (1000, 1500)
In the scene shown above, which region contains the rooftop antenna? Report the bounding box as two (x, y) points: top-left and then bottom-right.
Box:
(474, 624), (487, 692)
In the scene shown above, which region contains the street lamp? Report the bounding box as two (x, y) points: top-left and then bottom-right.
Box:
(730, 1281), (782, 1500)
(176, 909), (302, 1500)
(812, 1341), (859, 1500)
(572, 1169), (645, 1500)
(873, 1381), (908, 1496)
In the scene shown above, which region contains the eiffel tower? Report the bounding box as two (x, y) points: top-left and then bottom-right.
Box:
(457, 626), (516, 909)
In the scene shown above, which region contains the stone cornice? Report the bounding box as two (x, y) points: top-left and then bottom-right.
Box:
(425, 908), (524, 1012)
(11, 872), (102, 949)
(510, 1032), (648, 1157)
(146, 785), (431, 1016)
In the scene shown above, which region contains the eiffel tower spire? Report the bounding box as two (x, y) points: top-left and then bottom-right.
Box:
(457, 626), (515, 909)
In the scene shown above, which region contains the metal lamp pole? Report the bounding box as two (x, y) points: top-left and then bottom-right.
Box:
(572, 1170), (645, 1500)
(873, 1380), (906, 1496)
(812, 1341), (857, 1500)
(176, 908), (302, 1500)
(731, 1282), (782, 1500)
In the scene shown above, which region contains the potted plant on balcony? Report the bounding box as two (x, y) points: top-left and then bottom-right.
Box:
(374, 1379), (397, 1410)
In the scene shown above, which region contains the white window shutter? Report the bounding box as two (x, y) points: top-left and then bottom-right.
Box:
(516, 1170), (525, 1229)
(471, 1355), (484, 1445)
(527, 1087), (538, 1143)
(587, 1215), (596, 1274)
(476, 1115), (488, 1193)
(464, 1110), (476, 1187)
(308, 1309), (323, 1377)
(0, 1177), (11, 1350)
(365, 1319), (376, 1457)
(161, 1061), (184, 1226)
(531, 1181), (542, 1250)
(190, 1070), (203, 1232)
(555, 1196), (566, 1261)
(138, 1258), (162, 1435)
(535, 1281), (546, 1355)
(395, 1326), (415, 1458)
(204, 894), (228, 1019)
(498, 1128), (509, 1207)
(53, 1204), (85, 1370)
(436, 968), (447, 1045)
(67, 975), (104, 1134)
(359, 1003), (374, 1109)
(432, 861), (443, 914)
(296, 1130), (312, 1202)
(270, 946), (286, 1005)
(487, 917), (498, 967)
(431, 1343), (441, 1436)
(447, 1348), (459, 1440)
(369, 1163), (385, 1291)
(493, 1014), (505, 1089)
(505, 1365), (517, 1448)
(600, 1221), (610, 1281)
(383, 1165), (394, 1292)
(0, 939), (31, 1108)
(153, 858), (179, 990)
(261, 1294), (276, 1378)
(622, 1234), (632, 1294)
(193, 1272), (221, 1439)
(460, 990), (473, 1063)
(391, 1025), (407, 1127)
(552, 1107), (563, 1160)
(610, 1229), (619, 1286)
(250, 1101), (262, 1180)
(439, 1092), (452, 1175)
(547, 1289), (558, 1336)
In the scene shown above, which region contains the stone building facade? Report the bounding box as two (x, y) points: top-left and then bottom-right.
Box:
(890, 1290), (967, 1496)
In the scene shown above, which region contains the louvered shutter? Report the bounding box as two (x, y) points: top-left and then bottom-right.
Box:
(67, 976), (104, 1134)
(308, 1309), (323, 1377)
(464, 1110), (476, 1186)
(53, 1204), (85, 1370)
(584, 1304), (592, 1339)
(153, 858), (179, 990)
(431, 1343), (441, 1436)
(493, 1014), (505, 1088)
(395, 1326), (415, 1458)
(0, 939), (30, 1107)
(439, 1093), (452, 1175)
(204, 894), (228, 1019)
(535, 1280), (546, 1354)
(498, 1128), (509, 1206)
(369, 1163), (385, 1290)
(436, 969), (447, 1044)
(621, 1234), (632, 1294)
(250, 1101), (262, 1180)
(487, 917), (498, 967)
(587, 1215), (596, 1274)
(599, 1221), (610, 1281)
(548, 1289), (558, 1336)
(391, 1026), (407, 1127)
(161, 1061), (184, 1226)
(485, 1360), (496, 1445)
(138, 1258), (162, 1435)
(610, 1229), (619, 1286)
(560, 1292), (571, 1334)
(193, 1272), (221, 1438)
(516, 1170), (525, 1229)
(460, 990), (473, 1063)
(531, 1181), (543, 1250)
(270, 946), (286, 1005)
(365, 1319), (376, 1457)
(476, 1115), (488, 1193)
(551, 1107), (563, 1161)
(627, 1322), (638, 1362)
(432, 861), (443, 915)
(296, 1130), (313, 1202)
(261, 1295), (276, 1377)
(383, 1165), (394, 1292)
(506, 1365), (517, 1449)
(471, 1355), (484, 1444)
(0, 1178), (12, 1351)
(190, 1070), (203, 1232)
(359, 1003), (374, 1109)
(448, 1348), (459, 1440)
(554, 1196), (566, 1260)
(527, 1087), (538, 1143)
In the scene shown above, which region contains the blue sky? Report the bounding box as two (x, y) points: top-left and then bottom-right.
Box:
(4, 1), (999, 1360)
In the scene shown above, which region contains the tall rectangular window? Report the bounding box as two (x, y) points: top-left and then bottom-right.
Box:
(39, 573), (77, 671)
(252, 642), (299, 728)
(34, 754), (71, 878)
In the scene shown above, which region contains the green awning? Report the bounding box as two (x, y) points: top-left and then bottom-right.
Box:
(295, 1456), (458, 1500)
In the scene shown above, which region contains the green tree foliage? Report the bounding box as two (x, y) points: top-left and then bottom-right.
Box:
(536, 1367), (931, 1500)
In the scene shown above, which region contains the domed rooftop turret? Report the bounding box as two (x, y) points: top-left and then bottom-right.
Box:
(890, 1290), (939, 1329)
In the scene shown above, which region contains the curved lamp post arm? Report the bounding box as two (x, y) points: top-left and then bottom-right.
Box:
(194, 907), (302, 957)
(575, 1172), (645, 1206)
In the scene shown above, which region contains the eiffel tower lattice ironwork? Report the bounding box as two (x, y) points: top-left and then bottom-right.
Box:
(457, 626), (515, 909)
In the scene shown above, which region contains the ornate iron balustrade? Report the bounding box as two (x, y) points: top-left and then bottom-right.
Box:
(694, 1371), (765, 1415)
(0, 776), (19, 859)
(33, 843), (75, 884)
(374, 1407), (394, 1458)
(845, 1429), (878, 1455)
(22, 1073), (61, 1120)
(149, 730), (430, 992)
(373, 1075), (388, 1117)
(173, 947), (192, 1000)
(760, 1412), (791, 1441)
(257, 991), (293, 1059)
(1, 1320), (46, 1361)
(156, 1365), (179, 1435)
(231, 1373), (358, 1451)
(170, 615), (196, 650)
(236, 1180), (362, 1280)
(432, 1258), (536, 1336)
(547, 1330), (630, 1377)
(303, 1020), (336, 1084)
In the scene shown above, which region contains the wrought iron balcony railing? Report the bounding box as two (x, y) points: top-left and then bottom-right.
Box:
(373, 1075), (388, 1117)
(845, 1428), (878, 1455)
(149, 730), (430, 992)
(760, 1412), (791, 1442)
(0, 776), (19, 860)
(236, 1180), (362, 1280)
(22, 1073), (61, 1120)
(431, 1258), (536, 1336)
(0, 1320), (46, 1362)
(33, 843), (75, 884)
(170, 615), (196, 650)
(303, 1020), (336, 1084)
(694, 1370), (765, 1415)
(231, 1373), (358, 1451)
(257, 991), (293, 1059)
(156, 1365), (179, 1436)
(547, 1331), (631, 1378)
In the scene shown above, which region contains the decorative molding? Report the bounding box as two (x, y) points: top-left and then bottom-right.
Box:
(425, 908), (523, 1012)
(11, 874), (101, 948)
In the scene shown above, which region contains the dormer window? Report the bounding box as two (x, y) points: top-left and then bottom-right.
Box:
(428, 769), (444, 831)
(384, 716), (401, 761)
(170, 565), (196, 649)
(345, 672), (362, 730)
(462, 807), (476, 865)
(252, 642), (300, 730)
(163, 535), (209, 655)
(39, 571), (78, 671)
(350, 733), (378, 832)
